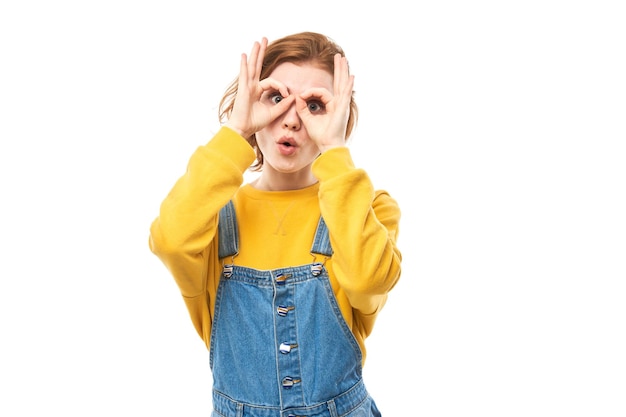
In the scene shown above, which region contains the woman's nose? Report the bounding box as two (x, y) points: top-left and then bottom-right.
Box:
(282, 105), (301, 130)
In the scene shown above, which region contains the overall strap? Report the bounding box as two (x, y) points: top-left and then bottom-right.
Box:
(311, 216), (334, 257)
(218, 200), (239, 259)
(218, 199), (332, 259)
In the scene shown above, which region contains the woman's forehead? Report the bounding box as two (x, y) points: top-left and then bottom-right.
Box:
(268, 62), (333, 94)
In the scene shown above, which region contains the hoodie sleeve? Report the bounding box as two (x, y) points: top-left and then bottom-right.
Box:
(148, 127), (255, 341)
(312, 146), (402, 318)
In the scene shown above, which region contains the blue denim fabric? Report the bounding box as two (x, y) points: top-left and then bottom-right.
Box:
(210, 201), (381, 417)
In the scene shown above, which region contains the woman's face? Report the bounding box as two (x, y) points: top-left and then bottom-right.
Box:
(255, 61), (333, 187)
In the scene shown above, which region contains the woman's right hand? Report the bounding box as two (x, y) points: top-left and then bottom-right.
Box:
(225, 38), (295, 138)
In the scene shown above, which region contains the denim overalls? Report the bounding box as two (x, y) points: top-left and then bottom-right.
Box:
(210, 201), (381, 417)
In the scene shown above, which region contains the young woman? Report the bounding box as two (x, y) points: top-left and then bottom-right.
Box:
(149, 31), (402, 417)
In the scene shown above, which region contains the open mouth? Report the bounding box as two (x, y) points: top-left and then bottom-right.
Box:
(277, 138), (297, 155)
(279, 137), (296, 147)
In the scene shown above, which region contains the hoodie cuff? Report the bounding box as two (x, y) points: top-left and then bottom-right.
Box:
(204, 126), (256, 172)
(312, 146), (356, 181)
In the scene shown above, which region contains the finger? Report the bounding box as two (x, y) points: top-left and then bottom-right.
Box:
(246, 41), (259, 82)
(247, 41), (259, 66)
(259, 78), (290, 100)
(338, 74), (354, 106)
(333, 54), (343, 92)
(254, 37), (268, 80)
(299, 87), (334, 107)
(246, 38), (267, 82)
(238, 52), (249, 86)
(334, 54), (352, 96)
(333, 64), (354, 114)
(294, 94), (309, 113)
(268, 95), (296, 121)
(294, 95), (314, 125)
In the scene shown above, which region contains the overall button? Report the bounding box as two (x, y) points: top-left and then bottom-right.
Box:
(222, 264), (233, 278)
(281, 376), (301, 389)
(311, 262), (323, 276)
(275, 273), (291, 285)
(277, 305), (294, 317)
(279, 342), (298, 354)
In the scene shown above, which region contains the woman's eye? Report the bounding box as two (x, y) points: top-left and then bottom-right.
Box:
(307, 101), (324, 113)
(269, 93), (283, 104)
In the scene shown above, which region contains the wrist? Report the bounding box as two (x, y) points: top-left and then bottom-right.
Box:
(224, 122), (249, 138)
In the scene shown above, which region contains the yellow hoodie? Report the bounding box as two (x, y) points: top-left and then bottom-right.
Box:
(149, 126), (402, 365)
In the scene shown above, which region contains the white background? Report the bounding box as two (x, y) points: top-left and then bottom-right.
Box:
(1, 1), (625, 416)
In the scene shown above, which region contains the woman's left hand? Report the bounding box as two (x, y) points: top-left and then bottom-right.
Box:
(296, 54), (354, 153)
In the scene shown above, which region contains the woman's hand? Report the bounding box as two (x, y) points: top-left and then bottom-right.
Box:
(296, 54), (354, 152)
(225, 38), (295, 138)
